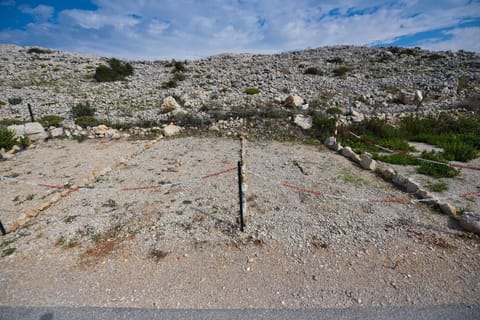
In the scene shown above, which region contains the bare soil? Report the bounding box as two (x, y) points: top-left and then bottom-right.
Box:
(1, 136), (479, 308)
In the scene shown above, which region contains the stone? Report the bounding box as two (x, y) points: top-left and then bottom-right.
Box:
(93, 124), (108, 135)
(49, 127), (64, 138)
(399, 89), (423, 105)
(437, 201), (457, 215)
(360, 154), (376, 170)
(392, 174), (419, 193)
(161, 96), (180, 113)
(293, 114), (312, 130)
(351, 109), (365, 123)
(284, 95), (304, 108)
(324, 136), (336, 147)
(163, 124), (182, 137)
(341, 146), (361, 163)
(209, 125), (220, 132)
(375, 166), (396, 180)
(6, 145), (21, 155)
(8, 122), (47, 141)
(416, 188), (436, 201)
(458, 212), (480, 235)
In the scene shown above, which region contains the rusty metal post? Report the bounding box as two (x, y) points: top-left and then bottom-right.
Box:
(27, 103), (35, 122)
(0, 220), (6, 236)
(238, 133), (247, 231)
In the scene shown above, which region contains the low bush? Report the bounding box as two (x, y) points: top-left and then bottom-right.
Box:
(27, 47), (51, 54)
(304, 67), (323, 75)
(0, 128), (18, 149)
(39, 115), (64, 127)
(427, 182), (448, 192)
(310, 112), (336, 140)
(162, 79), (178, 88)
(173, 72), (186, 81)
(94, 58), (133, 82)
(0, 119), (24, 126)
(332, 65), (352, 77)
(326, 57), (344, 64)
(8, 97), (22, 105)
(71, 102), (95, 118)
(326, 107), (342, 115)
(244, 88), (261, 95)
(74, 116), (108, 128)
(417, 162), (459, 178)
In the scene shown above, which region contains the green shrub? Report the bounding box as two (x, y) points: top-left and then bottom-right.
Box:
(373, 153), (419, 165)
(457, 75), (470, 93)
(39, 115), (64, 127)
(311, 112), (336, 139)
(27, 47), (51, 54)
(173, 61), (186, 73)
(71, 102), (95, 118)
(304, 67), (323, 75)
(427, 182), (448, 192)
(417, 162), (459, 178)
(332, 65), (352, 77)
(17, 136), (30, 149)
(162, 79), (178, 88)
(0, 119), (24, 126)
(173, 72), (186, 81)
(327, 57), (344, 64)
(74, 116), (108, 128)
(0, 128), (17, 150)
(94, 58), (133, 82)
(244, 88), (261, 95)
(326, 107), (342, 115)
(8, 97), (22, 105)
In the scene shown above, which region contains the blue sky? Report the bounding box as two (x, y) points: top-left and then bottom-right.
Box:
(0, 0), (479, 60)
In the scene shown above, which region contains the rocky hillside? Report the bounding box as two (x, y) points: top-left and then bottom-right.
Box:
(0, 44), (479, 124)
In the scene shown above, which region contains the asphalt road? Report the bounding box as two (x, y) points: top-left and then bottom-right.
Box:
(1, 304), (479, 320)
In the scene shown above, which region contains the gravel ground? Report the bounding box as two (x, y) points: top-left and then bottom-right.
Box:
(1, 136), (479, 308)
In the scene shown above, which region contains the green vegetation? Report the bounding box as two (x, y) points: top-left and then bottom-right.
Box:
(27, 47), (52, 54)
(162, 79), (178, 88)
(326, 57), (344, 64)
(427, 181), (448, 192)
(39, 115), (64, 127)
(94, 58), (133, 82)
(326, 107), (342, 115)
(0, 128), (18, 150)
(332, 65), (352, 77)
(0, 119), (24, 126)
(456, 75), (470, 93)
(102, 199), (117, 208)
(304, 67), (323, 75)
(74, 116), (108, 128)
(244, 87), (261, 95)
(71, 102), (95, 118)
(1, 247), (15, 257)
(8, 97), (22, 105)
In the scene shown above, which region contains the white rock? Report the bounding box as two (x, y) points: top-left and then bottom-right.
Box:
(93, 124), (108, 135)
(392, 174), (419, 193)
(284, 95), (304, 108)
(161, 96), (180, 113)
(8, 122), (44, 135)
(163, 124), (183, 137)
(341, 146), (361, 163)
(437, 202), (457, 216)
(293, 114), (312, 130)
(49, 127), (64, 138)
(458, 212), (480, 235)
(351, 110), (365, 123)
(360, 154), (376, 170)
(376, 166), (396, 180)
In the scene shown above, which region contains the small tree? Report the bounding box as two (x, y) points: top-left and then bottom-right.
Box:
(94, 58), (133, 82)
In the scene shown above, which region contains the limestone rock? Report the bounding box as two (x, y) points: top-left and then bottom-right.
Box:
(293, 114), (312, 130)
(284, 95), (304, 108)
(93, 124), (108, 135)
(416, 189), (436, 201)
(375, 166), (396, 180)
(392, 174), (419, 193)
(438, 202), (457, 215)
(49, 127), (64, 138)
(163, 124), (183, 137)
(161, 96), (181, 113)
(8, 122), (47, 141)
(399, 89), (423, 105)
(341, 146), (361, 163)
(351, 109), (365, 123)
(360, 154), (376, 170)
(458, 212), (480, 235)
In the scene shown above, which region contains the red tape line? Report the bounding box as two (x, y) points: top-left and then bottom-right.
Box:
(281, 183), (323, 196)
(450, 164), (480, 171)
(460, 191), (480, 198)
(201, 167), (237, 179)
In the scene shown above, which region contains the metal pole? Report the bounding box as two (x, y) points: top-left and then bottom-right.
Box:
(237, 161), (245, 232)
(0, 220), (6, 236)
(27, 103), (35, 122)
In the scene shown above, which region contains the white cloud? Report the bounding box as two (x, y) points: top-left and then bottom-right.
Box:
(19, 4), (54, 22)
(1, 0), (479, 59)
(0, 0), (15, 6)
(418, 27), (480, 52)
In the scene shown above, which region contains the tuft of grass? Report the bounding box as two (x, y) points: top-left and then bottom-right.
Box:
(304, 67), (323, 75)
(27, 47), (51, 54)
(427, 182), (448, 192)
(8, 97), (22, 105)
(1, 247), (16, 257)
(74, 116), (108, 128)
(341, 171), (366, 185)
(39, 115), (64, 127)
(326, 57), (344, 64)
(417, 162), (459, 179)
(102, 199), (117, 208)
(244, 87), (261, 95)
(71, 102), (95, 118)
(332, 65), (352, 77)
(149, 249), (169, 262)
(0, 128), (18, 150)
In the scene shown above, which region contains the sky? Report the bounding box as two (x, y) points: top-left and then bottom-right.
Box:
(0, 0), (479, 60)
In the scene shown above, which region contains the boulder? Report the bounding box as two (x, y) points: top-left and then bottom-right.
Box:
(341, 146), (361, 163)
(163, 124), (183, 137)
(49, 127), (64, 138)
(93, 124), (108, 135)
(161, 96), (181, 113)
(458, 212), (480, 235)
(437, 202), (457, 216)
(284, 95), (304, 108)
(392, 174), (419, 193)
(293, 114), (312, 130)
(8, 122), (47, 141)
(351, 109), (365, 123)
(360, 154), (376, 170)
(375, 166), (396, 180)
(399, 89), (423, 105)
(416, 189), (436, 201)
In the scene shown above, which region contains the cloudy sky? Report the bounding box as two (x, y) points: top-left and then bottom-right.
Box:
(0, 0), (479, 60)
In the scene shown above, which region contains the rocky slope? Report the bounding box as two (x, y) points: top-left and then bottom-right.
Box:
(0, 44), (479, 124)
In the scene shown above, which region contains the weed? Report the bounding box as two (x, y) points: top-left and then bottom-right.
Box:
(27, 47), (51, 54)
(26, 194), (35, 201)
(1, 247), (15, 257)
(326, 107), (342, 115)
(71, 102), (95, 118)
(244, 87), (261, 95)
(94, 58), (133, 82)
(327, 57), (344, 64)
(8, 97), (22, 105)
(102, 199), (117, 208)
(417, 162), (459, 179)
(63, 215), (77, 224)
(332, 65), (352, 77)
(373, 153), (419, 165)
(304, 67), (323, 75)
(0, 119), (24, 126)
(39, 115), (64, 127)
(0, 128), (18, 150)
(162, 79), (178, 88)
(457, 75), (470, 93)
(310, 112), (336, 140)
(65, 237), (79, 248)
(74, 116), (108, 128)
(149, 249), (168, 261)
(427, 182), (448, 192)
(341, 171), (366, 185)
(173, 72), (186, 81)
(55, 236), (66, 247)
